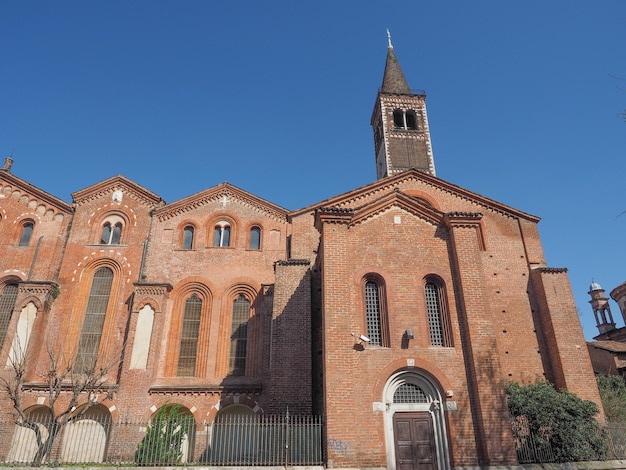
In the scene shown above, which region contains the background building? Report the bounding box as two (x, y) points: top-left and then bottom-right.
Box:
(0, 42), (602, 469)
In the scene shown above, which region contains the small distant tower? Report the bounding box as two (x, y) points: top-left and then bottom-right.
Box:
(371, 31), (435, 180)
(589, 281), (616, 335)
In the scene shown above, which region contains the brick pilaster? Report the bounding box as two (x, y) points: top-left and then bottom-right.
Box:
(445, 212), (516, 466)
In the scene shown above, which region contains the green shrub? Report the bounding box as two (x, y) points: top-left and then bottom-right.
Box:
(597, 374), (626, 424)
(135, 405), (192, 466)
(506, 380), (606, 463)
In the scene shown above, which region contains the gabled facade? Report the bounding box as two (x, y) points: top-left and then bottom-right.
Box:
(0, 41), (602, 470)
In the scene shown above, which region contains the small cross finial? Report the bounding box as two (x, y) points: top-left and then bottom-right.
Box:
(387, 29), (393, 48)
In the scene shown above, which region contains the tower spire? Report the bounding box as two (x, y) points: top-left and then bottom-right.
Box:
(380, 35), (411, 94)
(371, 35), (436, 179)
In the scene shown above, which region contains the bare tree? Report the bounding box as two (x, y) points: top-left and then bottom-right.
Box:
(0, 338), (121, 466)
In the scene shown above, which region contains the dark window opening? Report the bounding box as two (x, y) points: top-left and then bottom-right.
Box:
(229, 294), (250, 375)
(101, 222), (122, 245)
(393, 109), (404, 128)
(214, 224), (231, 247)
(406, 111), (417, 130)
(249, 227), (261, 250)
(19, 222), (33, 247)
(183, 226), (194, 250)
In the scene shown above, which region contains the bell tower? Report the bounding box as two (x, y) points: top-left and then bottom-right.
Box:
(589, 281), (616, 336)
(371, 32), (435, 180)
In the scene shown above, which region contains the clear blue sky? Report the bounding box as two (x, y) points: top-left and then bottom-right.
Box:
(1, 1), (625, 339)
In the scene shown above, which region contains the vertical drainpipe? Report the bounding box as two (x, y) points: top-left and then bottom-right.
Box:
(138, 210), (155, 283)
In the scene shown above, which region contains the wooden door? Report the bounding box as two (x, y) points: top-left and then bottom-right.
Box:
(393, 412), (437, 470)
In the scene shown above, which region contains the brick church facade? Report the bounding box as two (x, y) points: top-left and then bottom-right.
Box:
(0, 40), (602, 469)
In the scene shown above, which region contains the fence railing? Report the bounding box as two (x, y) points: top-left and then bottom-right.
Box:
(511, 419), (626, 464)
(0, 413), (324, 466)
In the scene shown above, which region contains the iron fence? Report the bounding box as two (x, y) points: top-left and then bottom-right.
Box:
(511, 419), (626, 464)
(0, 413), (323, 466)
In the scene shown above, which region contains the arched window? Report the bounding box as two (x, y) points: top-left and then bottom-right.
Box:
(182, 226), (194, 250)
(229, 294), (250, 375)
(364, 276), (389, 347)
(249, 226), (261, 250)
(177, 294), (202, 376)
(19, 222), (33, 247)
(393, 382), (428, 403)
(214, 222), (231, 247)
(393, 109), (404, 128)
(100, 222), (122, 245)
(424, 279), (453, 347)
(0, 283), (18, 347)
(75, 268), (114, 373)
(406, 110), (417, 130)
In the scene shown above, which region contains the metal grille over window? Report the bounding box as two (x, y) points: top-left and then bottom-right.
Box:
(425, 282), (444, 346)
(0, 284), (18, 347)
(75, 268), (113, 373)
(393, 382), (428, 403)
(177, 294), (202, 376)
(365, 281), (382, 346)
(229, 294), (249, 375)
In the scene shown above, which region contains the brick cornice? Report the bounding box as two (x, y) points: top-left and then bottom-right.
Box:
(444, 211), (483, 228)
(133, 282), (173, 297)
(18, 280), (59, 296)
(72, 175), (164, 208)
(149, 384), (262, 396)
(0, 171), (73, 217)
(154, 183), (288, 222)
(291, 169), (540, 222)
(350, 190), (444, 227)
(533, 267), (568, 274)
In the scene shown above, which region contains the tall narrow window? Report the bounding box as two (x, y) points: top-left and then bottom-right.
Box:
(214, 223), (231, 247)
(364, 278), (388, 347)
(101, 223), (122, 245)
(19, 222), (33, 247)
(229, 294), (249, 375)
(0, 283), (18, 347)
(249, 226), (261, 250)
(177, 294), (202, 376)
(182, 226), (194, 250)
(75, 268), (113, 372)
(425, 280), (452, 347)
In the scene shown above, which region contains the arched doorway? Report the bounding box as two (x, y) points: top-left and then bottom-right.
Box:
(61, 404), (111, 463)
(208, 404), (256, 464)
(383, 370), (450, 470)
